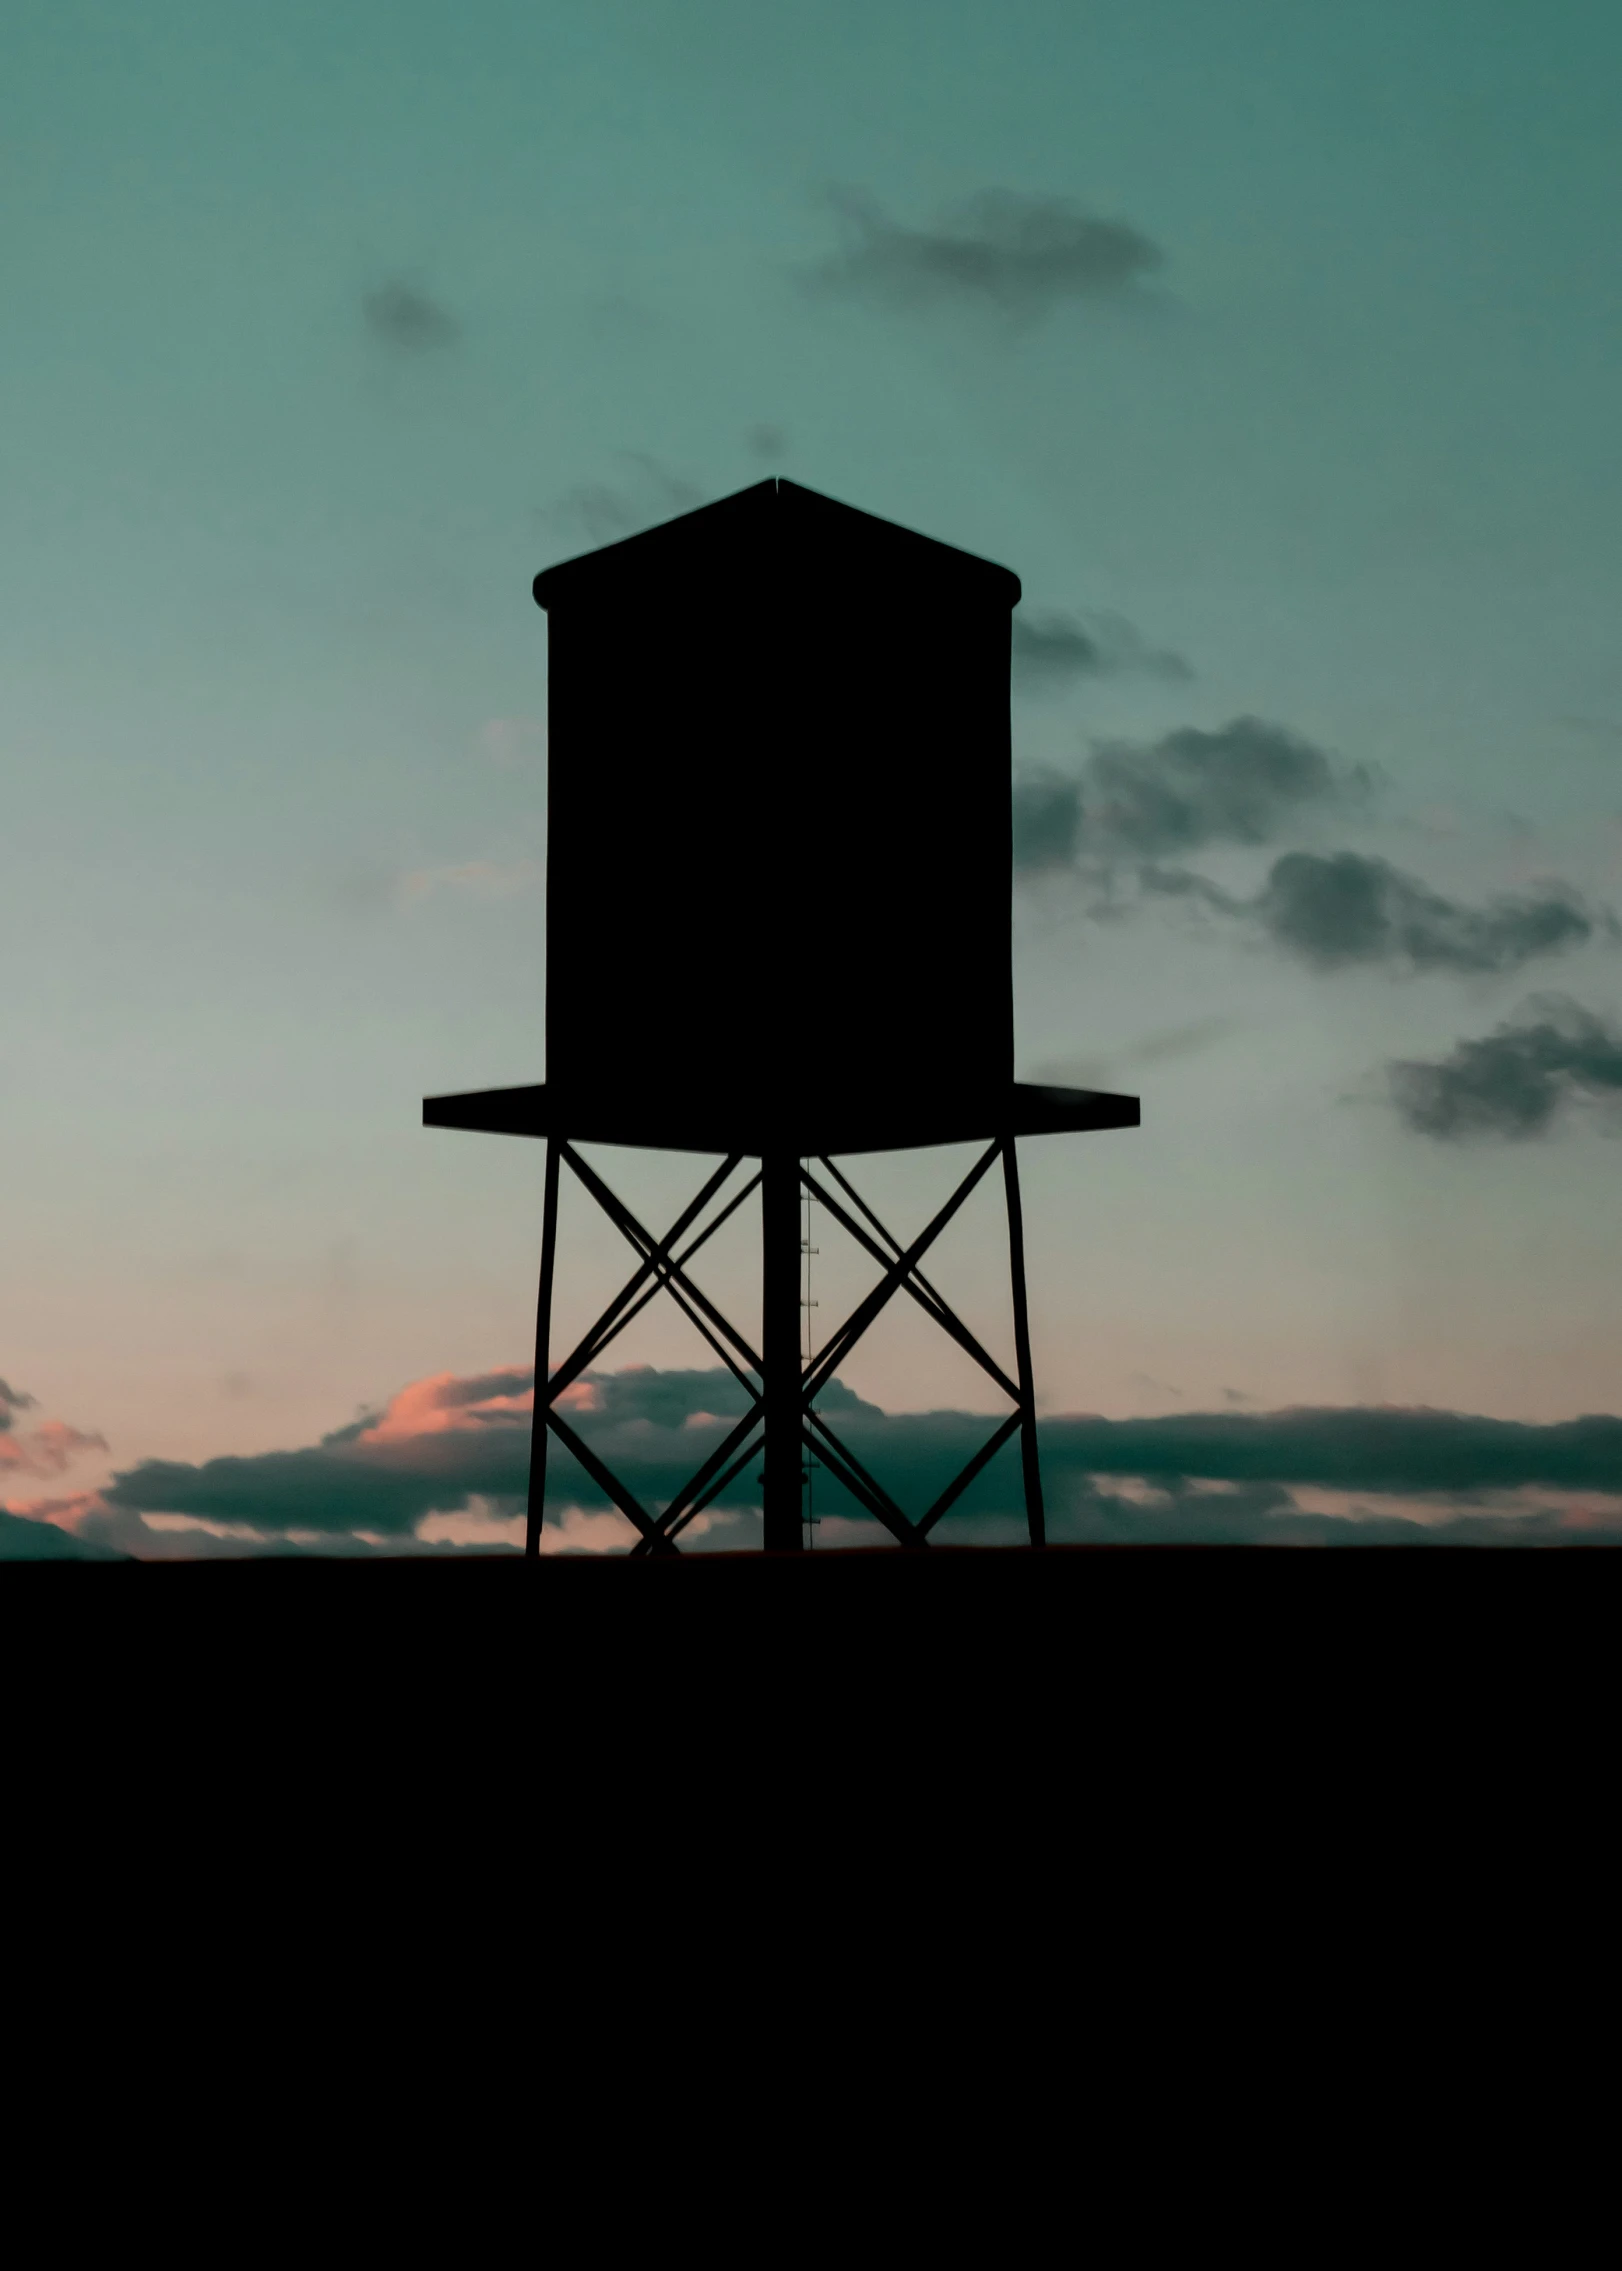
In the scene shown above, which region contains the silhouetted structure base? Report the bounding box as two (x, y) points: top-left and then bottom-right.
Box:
(425, 1082), (1138, 1557)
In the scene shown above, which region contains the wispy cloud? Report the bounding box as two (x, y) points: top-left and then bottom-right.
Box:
(1027, 1016), (1239, 1089)
(1012, 607), (1191, 692)
(1142, 852), (1611, 976)
(1011, 772), (1085, 872)
(538, 453), (705, 548)
(804, 187), (1163, 319)
(1016, 723), (1612, 976)
(1013, 717), (1367, 872)
(362, 278), (460, 352)
(1, 1375), (106, 1489)
(1389, 995), (1622, 1139)
(0, 1418), (107, 1477)
(0, 1378), (37, 1425)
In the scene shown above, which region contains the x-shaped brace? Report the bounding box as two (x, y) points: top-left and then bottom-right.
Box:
(531, 1133), (1044, 1554)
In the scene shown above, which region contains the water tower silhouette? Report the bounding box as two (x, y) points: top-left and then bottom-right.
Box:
(425, 479), (1138, 1555)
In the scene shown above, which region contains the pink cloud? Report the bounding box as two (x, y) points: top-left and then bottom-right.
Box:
(351, 1366), (535, 1445)
(553, 1379), (601, 1416)
(0, 1415), (108, 1483)
(3, 1489), (107, 1528)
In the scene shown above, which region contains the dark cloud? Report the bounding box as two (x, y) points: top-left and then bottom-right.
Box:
(796, 1394), (1622, 1527)
(747, 424), (790, 461)
(1083, 719), (1368, 857)
(1042, 1403), (1622, 1497)
(80, 1365), (774, 1550)
(805, 187), (1163, 318)
(1020, 722), (1611, 976)
(1012, 608), (1191, 692)
(362, 279), (460, 351)
(1141, 852), (1611, 976)
(0, 1507), (125, 1561)
(98, 1442), (473, 1537)
(821, 1468), (1622, 1545)
(539, 453), (705, 547)
(101, 1375), (535, 1538)
(1013, 718), (1364, 874)
(0, 1378), (37, 1423)
(1389, 995), (1622, 1140)
(1258, 853), (1607, 973)
(1042, 1488), (1622, 1549)
(29, 1362), (1622, 1555)
(1012, 771), (1083, 872)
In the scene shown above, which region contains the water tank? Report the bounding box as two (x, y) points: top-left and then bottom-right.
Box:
(532, 478), (1020, 1152)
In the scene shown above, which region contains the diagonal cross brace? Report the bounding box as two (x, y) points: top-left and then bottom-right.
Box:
(544, 1406), (670, 1552)
(792, 1139), (1041, 1548)
(552, 1166), (761, 1393)
(537, 1146), (769, 1556)
(629, 1406), (766, 1557)
(560, 1142), (764, 1384)
(641, 1403), (765, 1552)
(800, 1158), (1020, 1405)
(660, 1428), (766, 1549)
(545, 1149), (747, 1405)
(916, 1409), (1025, 1538)
(802, 1137), (1004, 1405)
(803, 1407), (921, 1548)
(531, 1131), (1046, 1554)
(812, 1155), (982, 1344)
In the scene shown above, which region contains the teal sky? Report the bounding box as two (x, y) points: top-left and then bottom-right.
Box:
(6, 0), (1622, 1549)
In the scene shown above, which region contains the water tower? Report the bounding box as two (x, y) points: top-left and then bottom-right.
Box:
(425, 479), (1137, 1554)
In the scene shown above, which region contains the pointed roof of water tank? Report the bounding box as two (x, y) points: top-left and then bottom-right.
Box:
(531, 477), (1021, 612)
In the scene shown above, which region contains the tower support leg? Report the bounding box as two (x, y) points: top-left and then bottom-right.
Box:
(761, 1150), (805, 1552)
(1003, 1138), (1047, 1549)
(525, 1135), (562, 1560)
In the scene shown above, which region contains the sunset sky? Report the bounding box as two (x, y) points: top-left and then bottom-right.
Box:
(6, 0), (1622, 1554)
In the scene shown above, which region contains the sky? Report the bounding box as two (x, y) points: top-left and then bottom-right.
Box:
(5, 0), (1622, 1555)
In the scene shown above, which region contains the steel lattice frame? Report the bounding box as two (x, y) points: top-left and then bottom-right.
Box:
(525, 1136), (1045, 1556)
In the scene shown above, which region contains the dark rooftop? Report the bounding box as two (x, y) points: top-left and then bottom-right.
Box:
(531, 477), (1023, 613)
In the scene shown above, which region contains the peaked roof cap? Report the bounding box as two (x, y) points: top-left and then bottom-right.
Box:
(532, 477), (1021, 612)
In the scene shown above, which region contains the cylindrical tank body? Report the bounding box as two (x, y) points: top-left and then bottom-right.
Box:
(534, 479), (1020, 1152)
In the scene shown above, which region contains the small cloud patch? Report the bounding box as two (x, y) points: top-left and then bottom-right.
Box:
(1141, 853), (1611, 977)
(1389, 996), (1622, 1140)
(805, 186), (1163, 319)
(539, 453), (705, 548)
(1014, 717), (1366, 872)
(1012, 607), (1191, 691)
(362, 279), (460, 352)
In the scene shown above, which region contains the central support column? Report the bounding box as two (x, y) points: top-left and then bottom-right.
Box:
(761, 1150), (805, 1552)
